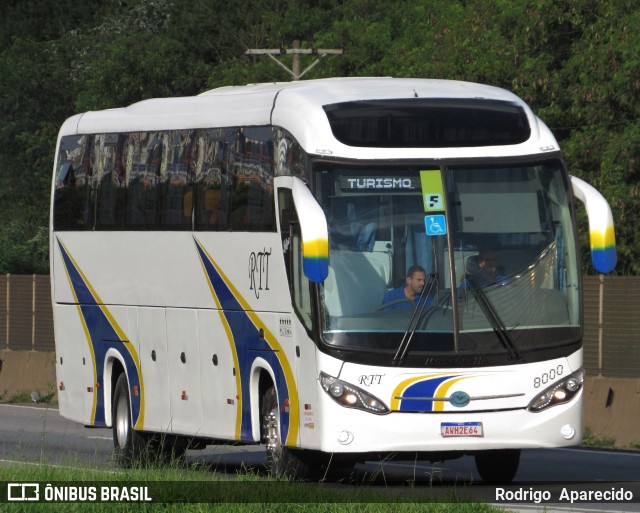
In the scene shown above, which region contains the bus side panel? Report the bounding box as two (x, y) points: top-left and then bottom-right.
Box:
(137, 307), (171, 432)
(198, 308), (241, 440)
(84, 304), (142, 429)
(166, 308), (203, 435)
(291, 315), (321, 448)
(54, 303), (95, 425)
(51, 239), (76, 306)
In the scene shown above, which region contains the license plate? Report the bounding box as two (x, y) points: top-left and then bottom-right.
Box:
(441, 422), (483, 437)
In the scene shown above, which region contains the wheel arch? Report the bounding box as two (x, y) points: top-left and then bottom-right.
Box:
(103, 349), (127, 427)
(249, 357), (276, 442)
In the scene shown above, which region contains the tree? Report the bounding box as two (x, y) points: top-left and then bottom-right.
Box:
(556, 0), (640, 274)
(0, 0), (637, 274)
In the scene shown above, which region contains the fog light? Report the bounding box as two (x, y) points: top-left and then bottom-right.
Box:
(561, 424), (576, 440)
(337, 430), (354, 445)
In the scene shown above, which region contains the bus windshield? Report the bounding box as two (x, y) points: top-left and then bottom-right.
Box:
(315, 160), (580, 363)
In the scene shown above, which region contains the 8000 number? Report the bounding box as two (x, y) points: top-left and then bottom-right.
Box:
(533, 365), (564, 388)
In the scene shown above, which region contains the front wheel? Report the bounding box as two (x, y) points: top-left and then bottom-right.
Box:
(261, 386), (327, 480)
(474, 449), (521, 483)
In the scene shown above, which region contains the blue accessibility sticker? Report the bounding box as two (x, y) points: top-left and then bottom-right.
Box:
(425, 214), (447, 236)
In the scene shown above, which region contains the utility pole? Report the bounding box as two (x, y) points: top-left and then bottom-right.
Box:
(245, 39), (343, 80)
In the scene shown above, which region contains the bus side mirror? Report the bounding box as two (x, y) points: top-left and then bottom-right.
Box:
(570, 176), (616, 273)
(291, 178), (329, 283)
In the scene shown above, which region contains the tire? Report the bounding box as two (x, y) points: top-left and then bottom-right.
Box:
(112, 373), (150, 467)
(261, 385), (325, 481)
(474, 449), (521, 483)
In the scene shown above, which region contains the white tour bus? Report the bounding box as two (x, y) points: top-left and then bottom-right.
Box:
(50, 77), (616, 482)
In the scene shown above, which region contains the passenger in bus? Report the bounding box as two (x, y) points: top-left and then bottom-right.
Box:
(382, 265), (431, 310)
(463, 248), (506, 288)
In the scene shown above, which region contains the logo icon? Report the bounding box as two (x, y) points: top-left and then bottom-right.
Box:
(449, 391), (471, 407)
(7, 483), (40, 501)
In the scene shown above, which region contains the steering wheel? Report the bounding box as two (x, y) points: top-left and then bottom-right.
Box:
(371, 299), (415, 312)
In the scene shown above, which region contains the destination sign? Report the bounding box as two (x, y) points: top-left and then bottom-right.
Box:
(339, 177), (418, 191)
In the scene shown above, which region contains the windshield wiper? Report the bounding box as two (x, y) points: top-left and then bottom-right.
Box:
(391, 273), (437, 367)
(463, 273), (522, 361)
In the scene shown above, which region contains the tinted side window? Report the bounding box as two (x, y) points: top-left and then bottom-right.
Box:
(124, 132), (162, 229)
(54, 135), (94, 231)
(54, 126), (277, 233)
(192, 128), (232, 230)
(230, 127), (275, 231)
(159, 131), (194, 230)
(93, 133), (125, 230)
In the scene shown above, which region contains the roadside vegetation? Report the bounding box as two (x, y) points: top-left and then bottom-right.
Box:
(582, 428), (616, 448)
(0, 390), (56, 405)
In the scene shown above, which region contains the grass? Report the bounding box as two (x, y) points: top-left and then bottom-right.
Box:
(0, 461), (504, 513)
(0, 389), (56, 405)
(581, 428), (616, 448)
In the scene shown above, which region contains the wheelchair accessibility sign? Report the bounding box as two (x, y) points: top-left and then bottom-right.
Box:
(425, 214), (447, 236)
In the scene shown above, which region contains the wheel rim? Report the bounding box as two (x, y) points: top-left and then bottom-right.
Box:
(115, 393), (130, 449)
(263, 402), (282, 463)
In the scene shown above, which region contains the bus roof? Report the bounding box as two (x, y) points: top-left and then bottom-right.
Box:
(59, 77), (559, 160)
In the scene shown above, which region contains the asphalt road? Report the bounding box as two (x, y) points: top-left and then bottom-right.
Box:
(1, 403), (639, 511)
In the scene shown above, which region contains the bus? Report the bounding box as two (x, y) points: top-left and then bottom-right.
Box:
(50, 77), (616, 482)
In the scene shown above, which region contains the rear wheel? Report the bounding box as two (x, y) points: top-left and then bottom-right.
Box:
(474, 449), (521, 483)
(112, 373), (150, 467)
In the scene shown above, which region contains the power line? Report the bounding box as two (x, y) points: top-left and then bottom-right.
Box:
(245, 39), (343, 80)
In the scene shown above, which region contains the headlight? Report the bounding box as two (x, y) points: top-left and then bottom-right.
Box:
(527, 369), (584, 412)
(319, 372), (389, 414)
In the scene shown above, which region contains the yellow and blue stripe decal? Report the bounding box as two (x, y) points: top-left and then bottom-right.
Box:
(194, 238), (299, 445)
(391, 373), (470, 412)
(589, 225), (616, 274)
(302, 238), (329, 284)
(56, 238), (145, 429)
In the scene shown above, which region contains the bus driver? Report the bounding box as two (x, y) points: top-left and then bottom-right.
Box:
(382, 265), (430, 310)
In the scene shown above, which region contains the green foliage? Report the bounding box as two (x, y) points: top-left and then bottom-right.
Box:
(582, 427), (616, 448)
(0, 0), (638, 274)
